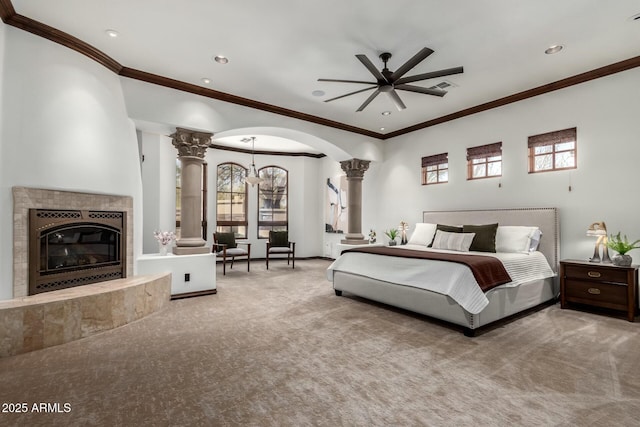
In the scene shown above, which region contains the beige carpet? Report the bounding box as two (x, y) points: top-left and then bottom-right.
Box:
(1, 259), (639, 426)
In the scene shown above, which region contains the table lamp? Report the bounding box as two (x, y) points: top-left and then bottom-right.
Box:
(587, 221), (610, 263)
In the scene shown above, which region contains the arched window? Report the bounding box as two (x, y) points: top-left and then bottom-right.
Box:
(216, 162), (248, 238)
(257, 166), (288, 238)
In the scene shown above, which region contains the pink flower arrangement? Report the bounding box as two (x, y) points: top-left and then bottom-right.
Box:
(154, 230), (176, 246)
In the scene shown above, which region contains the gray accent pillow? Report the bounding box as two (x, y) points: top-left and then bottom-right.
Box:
(428, 224), (463, 247)
(432, 230), (476, 252)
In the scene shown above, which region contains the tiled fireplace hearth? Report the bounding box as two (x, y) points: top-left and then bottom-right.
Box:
(1, 188), (170, 357)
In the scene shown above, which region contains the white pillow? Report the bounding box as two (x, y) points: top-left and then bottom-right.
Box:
(431, 230), (475, 252)
(407, 223), (437, 246)
(495, 226), (541, 254)
(529, 228), (543, 252)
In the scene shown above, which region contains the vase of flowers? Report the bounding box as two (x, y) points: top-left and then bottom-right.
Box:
(606, 232), (640, 267)
(154, 230), (176, 256)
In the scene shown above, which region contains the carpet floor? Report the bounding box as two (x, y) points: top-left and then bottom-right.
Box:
(1, 259), (639, 426)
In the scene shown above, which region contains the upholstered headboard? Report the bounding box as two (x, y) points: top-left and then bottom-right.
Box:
(422, 208), (560, 272)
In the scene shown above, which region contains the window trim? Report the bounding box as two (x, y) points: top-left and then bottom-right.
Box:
(528, 127), (577, 174)
(421, 153), (448, 185)
(467, 142), (502, 180)
(215, 162), (248, 238)
(257, 165), (289, 239)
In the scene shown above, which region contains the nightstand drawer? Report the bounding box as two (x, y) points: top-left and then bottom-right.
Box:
(564, 279), (627, 310)
(563, 264), (628, 283)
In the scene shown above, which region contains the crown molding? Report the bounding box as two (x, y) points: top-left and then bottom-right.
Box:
(119, 67), (381, 139)
(0, 7), (122, 73)
(0, 0), (15, 22)
(382, 54), (640, 139)
(2, 0), (640, 141)
(208, 143), (325, 158)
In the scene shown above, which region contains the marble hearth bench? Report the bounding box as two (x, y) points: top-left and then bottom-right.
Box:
(0, 273), (171, 357)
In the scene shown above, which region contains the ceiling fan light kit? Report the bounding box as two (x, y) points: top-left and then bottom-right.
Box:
(319, 47), (463, 112)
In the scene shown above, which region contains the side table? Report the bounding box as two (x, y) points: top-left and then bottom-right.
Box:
(560, 259), (638, 321)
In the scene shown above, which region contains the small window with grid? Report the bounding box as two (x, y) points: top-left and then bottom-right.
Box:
(421, 153), (448, 185)
(528, 127), (577, 173)
(467, 142), (502, 180)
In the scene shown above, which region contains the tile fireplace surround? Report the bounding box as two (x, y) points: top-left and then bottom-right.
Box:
(0, 188), (171, 357)
(12, 187), (134, 297)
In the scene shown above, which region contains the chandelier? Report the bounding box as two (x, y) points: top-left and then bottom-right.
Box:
(242, 137), (264, 187)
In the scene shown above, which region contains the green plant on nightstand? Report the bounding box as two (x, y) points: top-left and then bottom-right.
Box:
(606, 232), (640, 266)
(384, 228), (399, 246)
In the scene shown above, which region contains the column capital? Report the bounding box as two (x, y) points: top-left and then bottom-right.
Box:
(340, 158), (370, 179)
(170, 127), (213, 158)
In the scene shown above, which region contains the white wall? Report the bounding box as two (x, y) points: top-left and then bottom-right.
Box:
(0, 23), (7, 295)
(2, 19), (638, 300)
(120, 77), (384, 162)
(204, 148), (322, 258)
(373, 67), (640, 261)
(139, 131), (177, 253)
(320, 157), (383, 258)
(0, 28), (143, 300)
(139, 132), (324, 259)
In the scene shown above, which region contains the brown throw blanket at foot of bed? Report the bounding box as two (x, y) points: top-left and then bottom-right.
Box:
(342, 246), (511, 292)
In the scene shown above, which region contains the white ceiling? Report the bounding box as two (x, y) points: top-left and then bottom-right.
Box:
(215, 135), (323, 155)
(11, 0), (640, 151)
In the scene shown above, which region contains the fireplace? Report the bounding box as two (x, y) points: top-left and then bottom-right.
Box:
(29, 209), (127, 295)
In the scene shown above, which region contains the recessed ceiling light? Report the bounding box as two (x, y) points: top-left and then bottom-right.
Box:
(380, 127), (386, 131)
(213, 55), (229, 64)
(105, 29), (119, 38)
(201, 78), (211, 84)
(545, 45), (563, 55)
(312, 90), (325, 97)
(381, 111), (391, 116)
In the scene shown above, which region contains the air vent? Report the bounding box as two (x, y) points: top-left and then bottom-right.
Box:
(428, 80), (458, 90)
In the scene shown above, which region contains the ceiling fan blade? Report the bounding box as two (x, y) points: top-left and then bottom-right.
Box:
(356, 88), (381, 112)
(387, 89), (406, 111)
(395, 66), (464, 85)
(318, 78), (377, 85)
(355, 54), (387, 82)
(395, 84), (447, 97)
(324, 86), (377, 103)
(389, 47), (434, 82)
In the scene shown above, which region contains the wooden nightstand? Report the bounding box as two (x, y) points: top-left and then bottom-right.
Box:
(560, 259), (638, 322)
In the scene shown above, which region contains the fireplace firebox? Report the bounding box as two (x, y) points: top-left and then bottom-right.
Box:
(29, 209), (127, 295)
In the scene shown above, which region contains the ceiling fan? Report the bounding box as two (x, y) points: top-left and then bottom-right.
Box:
(318, 47), (463, 112)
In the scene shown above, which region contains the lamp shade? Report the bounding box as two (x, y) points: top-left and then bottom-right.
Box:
(586, 221), (607, 237)
(246, 175), (264, 186)
(242, 136), (265, 187)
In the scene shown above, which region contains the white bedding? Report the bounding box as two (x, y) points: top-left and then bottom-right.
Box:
(327, 244), (555, 315)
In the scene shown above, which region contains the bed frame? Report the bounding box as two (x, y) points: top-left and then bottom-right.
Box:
(332, 208), (560, 336)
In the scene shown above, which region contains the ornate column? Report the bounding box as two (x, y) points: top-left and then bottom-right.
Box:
(171, 128), (212, 255)
(340, 158), (371, 245)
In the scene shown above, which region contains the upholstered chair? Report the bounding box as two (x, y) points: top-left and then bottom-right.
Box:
(213, 232), (251, 275)
(266, 231), (295, 270)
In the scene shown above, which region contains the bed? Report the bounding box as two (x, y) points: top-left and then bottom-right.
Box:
(327, 208), (559, 336)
